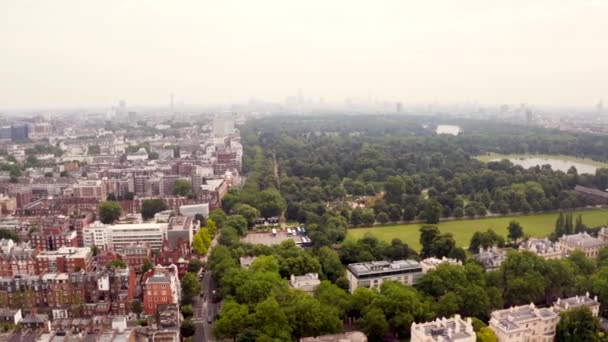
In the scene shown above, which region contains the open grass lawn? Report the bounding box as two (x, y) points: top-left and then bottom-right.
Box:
(475, 152), (608, 168)
(347, 209), (608, 251)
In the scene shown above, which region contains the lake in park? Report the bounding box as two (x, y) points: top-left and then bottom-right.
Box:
(492, 157), (598, 174)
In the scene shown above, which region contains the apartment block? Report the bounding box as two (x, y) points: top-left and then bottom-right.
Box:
(83, 221), (168, 251)
(553, 293), (601, 317)
(0, 241), (38, 277)
(473, 247), (507, 271)
(558, 232), (608, 258)
(143, 265), (180, 315)
(0, 268), (136, 315)
(70, 179), (108, 200)
(345, 260), (423, 293)
(518, 238), (563, 260)
(35, 246), (92, 274)
(489, 303), (559, 342)
(411, 315), (476, 342)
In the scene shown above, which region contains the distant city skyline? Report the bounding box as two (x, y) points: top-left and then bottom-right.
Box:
(1, 0), (607, 109)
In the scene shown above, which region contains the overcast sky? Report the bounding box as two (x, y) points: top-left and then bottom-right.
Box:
(1, 0), (607, 109)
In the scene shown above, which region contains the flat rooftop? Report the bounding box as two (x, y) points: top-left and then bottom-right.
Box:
(347, 260), (421, 277)
(555, 294), (599, 310)
(491, 304), (558, 333)
(37, 246), (91, 260)
(241, 231), (308, 246)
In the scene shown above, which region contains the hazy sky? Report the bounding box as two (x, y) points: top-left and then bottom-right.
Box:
(1, 0), (607, 109)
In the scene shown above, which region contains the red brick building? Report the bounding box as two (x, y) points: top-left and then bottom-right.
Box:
(29, 228), (78, 251)
(0, 242), (38, 277)
(120, 243), (151, 272)
(36, 246), (92, 273)
(156, 239), (191, 278)
(143, 265), (180, 315)
(0, 268), (136, 316)
(198, 179), (228, 211)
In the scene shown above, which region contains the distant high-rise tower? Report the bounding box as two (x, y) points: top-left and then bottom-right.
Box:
(117, 100), (127, 117)
(213, 113), (235, 138)
(597, 100), (604, 115)
(525, 110), (533, 125)
(170, 93), (174, 116)
(396, 102), (403, 113)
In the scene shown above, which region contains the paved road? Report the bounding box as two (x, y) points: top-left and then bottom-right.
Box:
(193, 270), (219, 341)
(194, 235), (220, 342)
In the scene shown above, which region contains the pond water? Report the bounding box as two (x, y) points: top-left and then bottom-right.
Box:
(436, 125), (461, 136)
(491, 157), (598, 174)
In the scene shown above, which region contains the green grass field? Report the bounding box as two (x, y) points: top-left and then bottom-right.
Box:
(347, 209), (608, 251)
(475, 152), (608, 168)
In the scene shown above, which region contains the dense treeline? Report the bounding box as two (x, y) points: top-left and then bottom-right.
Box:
(238, 115), (608, 230)
(209, 210), (608, 341)
(207, 115), (608, 341)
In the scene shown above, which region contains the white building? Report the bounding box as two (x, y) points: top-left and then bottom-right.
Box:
(599, 227), (608, 241)
(411, 315), (476, 342)
(0, 308), (22, 325)
(290, 273), (321, 293)
(489, 303), (559, 342)
(345, 260), (423, 293)
(553, 293), (601, 317)
(83, 221), (169, 250)
(473, 247), (507, 271)
(519, 238), (563, 260)
(179, 203), (210, 219)
(558, 232), (608, 258)
(126, 147), (149, 161)
(69, 179), (108, 200)
(300, 332), (367, 342)
(0, 238), (15, 253)
(420, 257), (463, 274)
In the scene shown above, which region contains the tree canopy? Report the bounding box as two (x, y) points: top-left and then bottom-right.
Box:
(98, 201), (122, 224)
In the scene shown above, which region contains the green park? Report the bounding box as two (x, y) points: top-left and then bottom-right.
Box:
(348, 208), (608, 250)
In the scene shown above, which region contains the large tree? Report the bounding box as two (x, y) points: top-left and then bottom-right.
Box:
(236, 204), (260, 227)
(384, 176), (405, 205)
(255, 188), (287, 218)
(98, 201), (122, 224)
(419, 226), (440, 258)
(251, 297), (292, 341)
(180, 319), (196, 338)
(141, 199), (168, 220)
(358, 307), (389, 342)
(284, 292), (342, 339)
(507, 220), (524, 243)
(225, 215), (249, 236)
(316, 246), (344, 282)
(422, 198), (442, 224)
(172, 179), (192, 197)
(556, 307), (602, 342)
(213, 300), (249, 341)
(469, 229), (505, 253)
(209, 209), (228, 228)
(181, 272), (202, 305)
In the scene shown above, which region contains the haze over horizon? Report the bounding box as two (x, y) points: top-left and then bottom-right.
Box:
(1, 0), (607, 110)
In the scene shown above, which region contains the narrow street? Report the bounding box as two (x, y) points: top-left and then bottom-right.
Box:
(193, 235), (220, 341)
